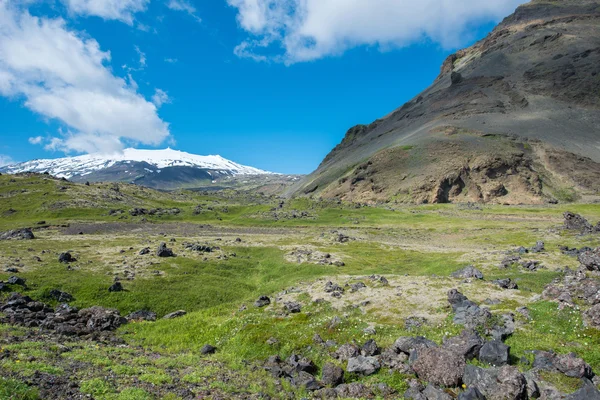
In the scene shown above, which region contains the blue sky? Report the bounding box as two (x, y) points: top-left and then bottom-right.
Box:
(0, 0), (526, 174)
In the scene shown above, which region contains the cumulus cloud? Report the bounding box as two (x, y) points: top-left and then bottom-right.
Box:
(227, 0), (526, 63)
(0, 154), (14, 166)
(62, 0), (149, 24)
(167, 0), (201, 23)
(28, 136), (43, 144)
(152, 88), (170, 107)
(0, 1), (170, 154)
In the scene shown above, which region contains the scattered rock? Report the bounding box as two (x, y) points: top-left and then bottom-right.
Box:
(585, 304), (600, 328)
(405, 316), (428, 331)
(534, 351), (593, 379)
(347, 356), (380, 376)
(566, 378), (600, 400)
(0, 228), (35, 240)
(335, 344), (360, 361)
(458, 387), (486, 400)
(201, 344), (217, 355)
(579, 248), (600, 271)
(361, 339), (379, 356)
(423, 385), (452, 400)
(163, 310), (186, 319)
(7, 276), (26, 286)
(443, 329), (484, 360)
(254, 296), (271, 308)
(564, 212), (595, 233)
(493, 278), (518, 290)
(139, 247), (150, 255)
(451, 265), (484, 280)
(412, 347), (466, 387)
(48, 289), (73, 303)
(156, 242), (175, 257)
(530, 241), (545, 253)
(126, 310), (157, 322)
(479, 340), (510, 366)
(463, 365), (527, 400)
(284, 302), (301, 313)
(108, 282), (123, 292)
(58, 252), (76, 263)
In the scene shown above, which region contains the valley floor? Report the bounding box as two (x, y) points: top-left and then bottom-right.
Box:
(0, 174), (599, 399)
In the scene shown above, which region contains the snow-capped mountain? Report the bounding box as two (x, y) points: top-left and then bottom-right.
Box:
(0, 148), (273, 190)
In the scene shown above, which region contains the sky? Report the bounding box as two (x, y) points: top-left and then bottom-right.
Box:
(0, 0), (527, 174)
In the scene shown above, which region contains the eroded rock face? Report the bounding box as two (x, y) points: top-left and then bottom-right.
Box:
(412, 347), (466, 387)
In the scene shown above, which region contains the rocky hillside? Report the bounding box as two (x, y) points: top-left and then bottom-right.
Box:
(290, 0), (600, 204)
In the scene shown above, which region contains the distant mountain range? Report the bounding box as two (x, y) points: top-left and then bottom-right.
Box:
(289, 0), (600, 204)
(0, 148), (274, 190)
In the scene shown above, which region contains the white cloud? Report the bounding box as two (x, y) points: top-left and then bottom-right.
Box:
(167, 0), (201, 23)
(135, 45), (146, 68)
(152, 88), (170, 107)
(0, 1), (170, 154)
(227, 0), (526, 63)
(28, 136), (43, 144)
(0, 154), (14, 166)
(62, 0), (149, 24)
(164, 57), (178, 63)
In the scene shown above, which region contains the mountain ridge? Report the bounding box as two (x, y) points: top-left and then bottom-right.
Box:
(0, 148), (275, 190)
(289, 0), (600, 204)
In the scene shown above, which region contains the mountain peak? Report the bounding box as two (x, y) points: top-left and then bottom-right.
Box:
(0, 148), (273, 189)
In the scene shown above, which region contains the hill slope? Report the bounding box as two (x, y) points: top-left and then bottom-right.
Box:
(1, 148), (274, 190)
(290, 0), (600, 204)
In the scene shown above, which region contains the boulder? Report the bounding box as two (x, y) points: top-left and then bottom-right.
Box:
(346, 356), (380, 376)
(451, 265), (484, 280)
(200, 344), (217, 355)
(493, 278), (518, 290)
(565, 378), (600, 400)
(533, 351), (593, 379)
(7, 276), (26, 286)
(563, 212), (593, 233)
(334, 343), (360, 361)
(585, 304), (600, 328)
(254, 296), (271, 308)
(0, 228), (35, 240)
(479, 340), (510, 366)
(443, 329), (484, 360)
(48, 289), (73, 303)
(361, 339), (379, 356)
(287, 355), (316, 374)
(412, 347), (466, 387)
(458, 387), (486, 400)
(321, 363), (344, 387)
(139, 247), (150, 255)
(58, 252), (76, 263)
(579, 248), (600, 271)
(284, 302), (301, 313)
(530, 241), (545, 253)
(156, 242), (175, 257)
(463, 365), (527, 400)
(423, 385), (452, 400)
(293, 371), (322, 391)
(78, 306), (127, 332)
(393, 336), (437, 355)
(108, 282), (123, 292)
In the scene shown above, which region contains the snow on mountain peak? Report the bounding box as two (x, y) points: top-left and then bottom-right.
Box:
(0, 148), (272, 179)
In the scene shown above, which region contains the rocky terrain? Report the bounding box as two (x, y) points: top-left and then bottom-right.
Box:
(289, 0), (600, 205)
(0, 173), (600, 399)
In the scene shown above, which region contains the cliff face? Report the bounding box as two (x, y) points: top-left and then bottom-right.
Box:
(290, 0), (600, 204)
